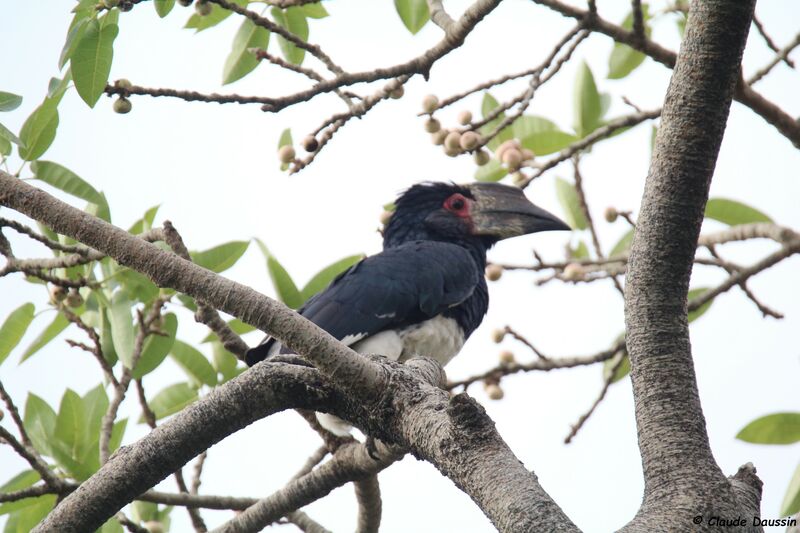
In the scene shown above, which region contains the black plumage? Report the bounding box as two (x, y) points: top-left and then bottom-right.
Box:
(246, 181), (568, 368)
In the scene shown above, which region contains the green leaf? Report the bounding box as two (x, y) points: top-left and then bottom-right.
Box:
(222, 18), (270, 85)
(271, 7), (309, 65)
(479, 92), (513, 151)
(573, 61), (603, 138)
(128, 204), (161, 235)
(0, 303), (35, 367)
(55, 389), (87, 462)
(108, 418), (127, 454)
(24, 394), (57, 457)
(154, 0), (175, 18)
(132, 313), (178, 379)
(610, 228), (634, 257)
(132, 501), (158, 523)
(736, 413), (800, 445)
(0, 471), (41, 516)
(185, 0), (246, 32)
(603, 351), (630, 383)
(475, 159), (508, 182)
(71, 17), (119, 108)
(59, 15), (91, 69)
(780, 462), (800, 517)
(99, 307), (118, 366)
(30, 161), (103, 204)
(554, 177), (585, 230)
(393, 0), (429, 34)
(82, 384), (109, 439)
(705, 198), (772, 226)
(0, 122), (22, 148)
(300, 3), (328, 18)
(255, 239), (302, 309)
(108, 292), (135, 368)
(687, 287), (713, 322)
(3, 494), (56, 533)
(0, 131), (11, 156)
(201, 318), (255, 343)
(141, 383), (198, 422)
(170, 340), (218, 386)
(117, 269), (160, 303)
(301, 255), (363, 302)
(278, 128), (292, 149)
(98, 518), (124, 533)
(608, 5), (651, 79)
(191, 240), (250, 273)
(20, 312), (70, 363)
(0, 91), (22, 112)
(570, 241), (590, 260)
(513, 115), (577, 156)
(211, 341), (240, 382)
(18, 97), (59, 161)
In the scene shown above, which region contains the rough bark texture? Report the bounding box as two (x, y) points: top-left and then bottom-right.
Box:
(622, 0), (762, 530)
(0, 171), (576, 533)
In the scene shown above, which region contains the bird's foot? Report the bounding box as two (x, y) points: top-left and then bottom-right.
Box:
(364, 436), (381, 461)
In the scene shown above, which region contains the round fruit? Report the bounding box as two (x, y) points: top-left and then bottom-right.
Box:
(421, 94), (439, 114)
(431, 130), (448, 146)
(444, 131), (462, 151)
(521, 148), (535, 161)
(485, 264), (503, 281)
(424, 118), (441, 133)
(502, 148), (522, 169)
(195, 1), (212, 16)
(495, 139), (520, 161)
(499, 350), (515, 364)
(49, 285), (67, 303)
(379, 210), (393, 225)
(113, 97), (132, 114)
(604, 206), (618, 223)
(485, 383), (504, 400)
(278, 145), (296, 164)
(66, 289), (84, 308)
(459, 131), (480, 151)
(389, 86), (404, 99)
(116, 78), (132, 90)
(563, 263), (584, 281)
(473, 149), (490, 166)
(491, 328), (505, 343)
(444, 145), (460, 157)
(457, 110), (472, 125)
(302, 136), (318, 152)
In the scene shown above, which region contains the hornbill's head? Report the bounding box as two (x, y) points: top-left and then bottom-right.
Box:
(383, 182), (570, 248)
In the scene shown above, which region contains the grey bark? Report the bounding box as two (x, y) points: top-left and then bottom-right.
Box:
(622, 0), (762, 530)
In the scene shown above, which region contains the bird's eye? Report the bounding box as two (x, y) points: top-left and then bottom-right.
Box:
(444, 193), (469, 215)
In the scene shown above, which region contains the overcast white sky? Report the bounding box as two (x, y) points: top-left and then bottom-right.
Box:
(1, 1), (799, 532)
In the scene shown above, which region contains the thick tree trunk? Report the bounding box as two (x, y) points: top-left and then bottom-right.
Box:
(622, 0), (762, 530)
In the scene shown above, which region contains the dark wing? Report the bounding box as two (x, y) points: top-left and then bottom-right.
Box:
(245, 241), (480, 365)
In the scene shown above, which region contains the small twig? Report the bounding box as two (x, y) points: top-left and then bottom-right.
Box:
(191, 451), (208, 495)
(448, 339), (625, 390)
(752, 14), (795, 68)
(572, 157), (625, 296)
(519, 109), (662, 187)
(0, 425), (63, 490)
(503, 326), (547, 360)
(0, 380), (32, 446)
(564, 351), (625, 443)
(747, 31), (800, 85)
(117, 513), (150, 533)
(354, 475), (382, 533)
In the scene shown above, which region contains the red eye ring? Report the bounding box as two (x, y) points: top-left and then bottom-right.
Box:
(444, 193), (469, 216)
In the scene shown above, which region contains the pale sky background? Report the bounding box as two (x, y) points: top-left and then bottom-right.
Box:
(1, 1), (799, 532)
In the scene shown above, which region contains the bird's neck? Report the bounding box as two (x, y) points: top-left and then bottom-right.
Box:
(384, 230), (489, 270)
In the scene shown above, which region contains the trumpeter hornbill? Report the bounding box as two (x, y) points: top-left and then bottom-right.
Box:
(246, 181), (570, 435)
